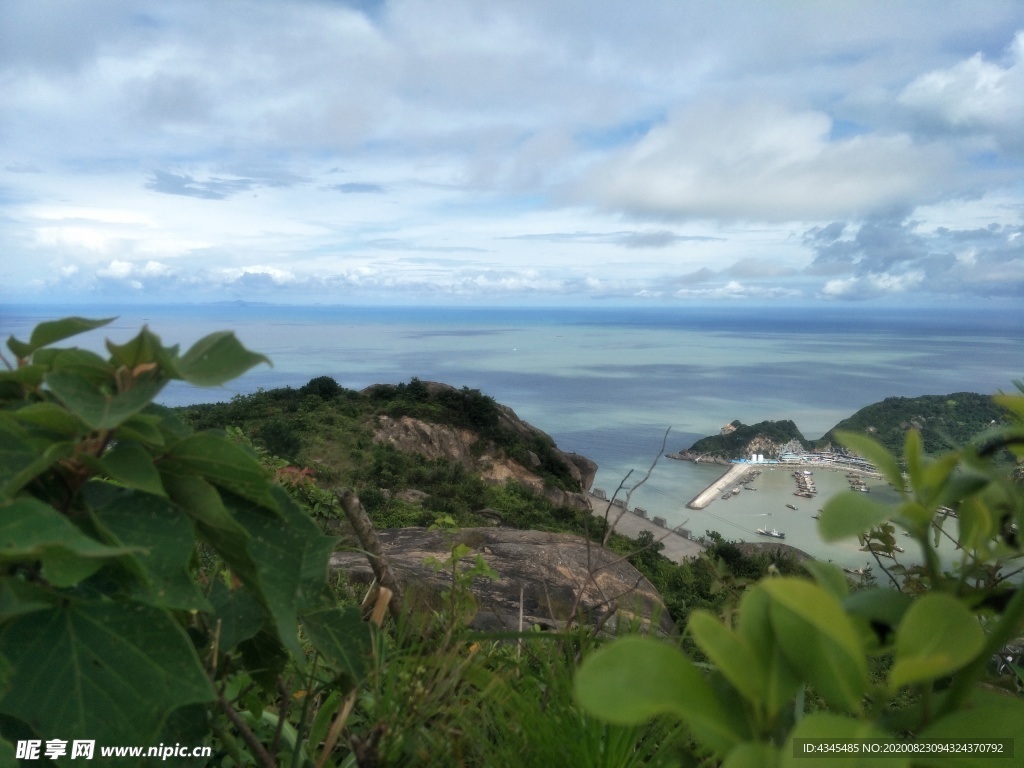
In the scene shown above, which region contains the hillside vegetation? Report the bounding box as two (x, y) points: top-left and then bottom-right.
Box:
(682, 392), (1011, 459)
(817, 391), (1009, 454)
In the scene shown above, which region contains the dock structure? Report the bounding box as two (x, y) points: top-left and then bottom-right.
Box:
(686, 464), (750, 509)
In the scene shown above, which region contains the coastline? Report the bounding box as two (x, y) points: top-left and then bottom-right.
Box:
(586, 491), (706, 563)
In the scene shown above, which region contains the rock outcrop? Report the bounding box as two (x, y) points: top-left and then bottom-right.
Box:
(331, 527), (674, 636)
(371, 384), (597, 511)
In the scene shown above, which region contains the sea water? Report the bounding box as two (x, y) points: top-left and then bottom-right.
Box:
(3, 303), (1021, 569)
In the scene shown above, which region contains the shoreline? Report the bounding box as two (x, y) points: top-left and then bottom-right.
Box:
(586, 491), (706, 563)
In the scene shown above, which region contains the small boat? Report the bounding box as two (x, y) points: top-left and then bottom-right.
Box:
(757, 528), (786, 539)
(786, 504), (797, 510)
(843, 567), (868, 576)
(732, 486), (741, 494)
(811, 514), (821, 520)
(721, 492), (732, 500)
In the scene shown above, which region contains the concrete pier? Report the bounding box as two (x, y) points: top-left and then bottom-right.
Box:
(686, 463), (749, 509)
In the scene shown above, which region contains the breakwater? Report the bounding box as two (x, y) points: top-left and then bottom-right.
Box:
(686, 464), (750, 509)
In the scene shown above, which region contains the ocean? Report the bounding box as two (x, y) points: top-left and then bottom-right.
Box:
(4, 302), (1022, 569)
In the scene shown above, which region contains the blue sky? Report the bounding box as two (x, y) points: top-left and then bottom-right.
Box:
(2, 0), (1023, 306)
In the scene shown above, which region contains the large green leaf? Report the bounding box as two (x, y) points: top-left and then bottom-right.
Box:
(44, 370), (164, 431)
(208, 580), (266, 652)
(162, 433), (278, 511)
(227, 489), (335, 660)
(819, 492), (892, 542)
(0, 498), (140, 587)
(95, 441), (166, 497)
(917, 690), (1024, 767)
(762, 579), (868, 713)
(782, 712), (909, 768)
(835, 431), (905, 492)
(0, 600), (213, 744)
(90, 491), (208, 612)
(736, 586), (801, 719)
(688, 610), (763, 705)
(575, 635), (745, 755)
(12, 402), (88, 438)
(0, 416), (76, 500)
(105, 326), (176, 370)
(889, 593), (984, 690)
(6, 316), (114, 359)
(175, 331), (271, 387)
(300, 606), (371, 682)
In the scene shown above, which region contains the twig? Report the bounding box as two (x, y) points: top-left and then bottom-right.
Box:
(602, 428), (671, 547)
(217, 687), (276, 768)
(336, 488), (404, 621)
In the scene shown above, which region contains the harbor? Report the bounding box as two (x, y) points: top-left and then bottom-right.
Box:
(685, 464), (752, 509)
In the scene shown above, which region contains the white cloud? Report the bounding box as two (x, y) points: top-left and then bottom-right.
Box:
(821, 270), (925, 300)
(898, 31), (1024, 151)
(577, 101), (959, 222)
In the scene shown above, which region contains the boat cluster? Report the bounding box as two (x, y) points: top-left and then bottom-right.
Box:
(792, 470), (817, 499)
(720, 469), (762, 500)
(846, 472), (870, 492)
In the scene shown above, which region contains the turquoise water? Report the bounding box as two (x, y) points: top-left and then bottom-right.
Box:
(4, 302), (1021, 568)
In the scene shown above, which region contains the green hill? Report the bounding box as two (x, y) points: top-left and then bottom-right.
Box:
(685, 419), (809, 459)
(816, 392), (1009, 455)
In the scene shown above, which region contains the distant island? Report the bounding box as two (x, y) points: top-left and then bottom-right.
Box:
(672, 392), (1009, 463)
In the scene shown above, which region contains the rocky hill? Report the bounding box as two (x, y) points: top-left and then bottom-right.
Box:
(676, 391), (1009, 460)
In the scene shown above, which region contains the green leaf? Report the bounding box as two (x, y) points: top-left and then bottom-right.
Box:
(736, 586), (802, 720)
(835, 431), (904, 492)
(903, 430), (924, 491)
(0, 600), (214, 744)
(819, 492), (892, 542)
(575, 635), (745, 755)
(762, 579), (868, 713)
(162, 433), (278, 512)
(0, 579), (54, 623)
(175, 331), (271, 387)
(917, 691), (1024, 767)
(0, 416), (75, 499)
(105, 326), (175, 369)
(13, 402), (88, 437)
(0, 498), (141, 587)
(801, 561), (850, 600)
(208, 580), (266, 652)
(7, 316), (114, 359)
(115, 412), (166, 446)
(94, 441), (166, 496)
(301, 606), (371, 682)
(45, 370), (164, 430)
(688, 610), (763, 705)
(90, 491), (209, 611)
(781, 712), (909, 768)
(226, 489), (335, 661)
(722, 743), (779, 768)
(889, 593), (984, 690)
(162, 473), (250, 537)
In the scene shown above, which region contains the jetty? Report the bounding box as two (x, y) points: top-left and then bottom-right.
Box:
(686, 464), (750, 509)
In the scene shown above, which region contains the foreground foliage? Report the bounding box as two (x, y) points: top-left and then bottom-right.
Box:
(0, 318), (371, 765)
(577, 386), (1024, 766)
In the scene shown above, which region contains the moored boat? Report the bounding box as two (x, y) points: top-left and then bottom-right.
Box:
(756, 528), (786, 539)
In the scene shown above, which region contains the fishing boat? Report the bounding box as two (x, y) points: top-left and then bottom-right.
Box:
(756, 528), (786, 539)
(786, 504), (797, 510)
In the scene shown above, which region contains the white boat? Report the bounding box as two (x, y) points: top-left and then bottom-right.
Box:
(756, 528), (786, 539)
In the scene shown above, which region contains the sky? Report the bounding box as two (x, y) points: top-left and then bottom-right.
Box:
(2, 0), (1024, 307)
